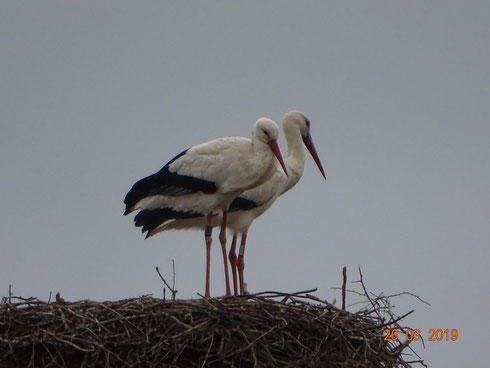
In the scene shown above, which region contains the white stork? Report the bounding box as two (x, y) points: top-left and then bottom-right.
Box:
(133, 111), (325, 295)
(225, 110), (326, 294)
(124, 117), (288, 297)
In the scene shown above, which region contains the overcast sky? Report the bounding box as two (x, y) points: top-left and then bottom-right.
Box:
(1, 1), (489, 366)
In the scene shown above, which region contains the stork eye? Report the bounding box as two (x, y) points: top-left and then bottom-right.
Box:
(305, 119), (310, 128)
(263, 129), (270, 138)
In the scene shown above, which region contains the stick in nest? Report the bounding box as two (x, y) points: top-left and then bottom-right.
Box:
(156, 261), (178, 301)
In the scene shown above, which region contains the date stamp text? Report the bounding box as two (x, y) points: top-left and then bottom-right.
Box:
(383, 328), (458, 342)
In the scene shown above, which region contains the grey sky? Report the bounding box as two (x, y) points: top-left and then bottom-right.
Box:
(1, 1), (489, 366)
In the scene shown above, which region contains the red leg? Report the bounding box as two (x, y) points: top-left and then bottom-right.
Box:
(228, 234), (238, 296)
(219, 210), (231, 296)
(237, 232), (247, 294)
(204, 212), (213, 297)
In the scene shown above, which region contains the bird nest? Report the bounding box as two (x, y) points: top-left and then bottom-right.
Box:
(0, 278), (426, 368)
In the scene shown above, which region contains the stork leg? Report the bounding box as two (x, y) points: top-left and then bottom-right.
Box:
(237, 232), (247, 294)
(228, 234), (238, 296)
(219, 210), (231, 296)
(204, 212), (213, 298)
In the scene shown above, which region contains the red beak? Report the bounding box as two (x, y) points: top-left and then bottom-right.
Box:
(302, 134), (326, 179)
(267, 139), (288, 176)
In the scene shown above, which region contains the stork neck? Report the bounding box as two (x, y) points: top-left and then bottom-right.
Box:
(285, 129), (305, 161)
(283, 124), (305, 193)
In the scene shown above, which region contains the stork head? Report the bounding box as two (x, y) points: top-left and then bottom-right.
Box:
(253, 118), (288, 176)
(283, 110), (326, 180)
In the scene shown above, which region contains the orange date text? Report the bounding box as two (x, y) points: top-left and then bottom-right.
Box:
(383, 328), (458, 341)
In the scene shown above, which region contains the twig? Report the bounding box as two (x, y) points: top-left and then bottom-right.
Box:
(172, 259), (176, 295)
(354, 267), (383, 321)
(384, 291), (431, 306)
(156, 266), (178, 301)
(342, 266), (347, 311)
(253, 288), (317, 298)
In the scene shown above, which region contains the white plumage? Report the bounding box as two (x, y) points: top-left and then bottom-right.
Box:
(135, 111), (326, 295)
(124, 117), (288, 297)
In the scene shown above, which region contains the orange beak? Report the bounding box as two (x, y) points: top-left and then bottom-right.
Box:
(267, 139), (288, 176)
(302, 133), (326, 179)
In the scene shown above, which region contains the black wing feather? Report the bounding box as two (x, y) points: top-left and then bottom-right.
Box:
(134, 208), (203, 238)
(228, 196), (260, 211)
(124, 149), (218, 215)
